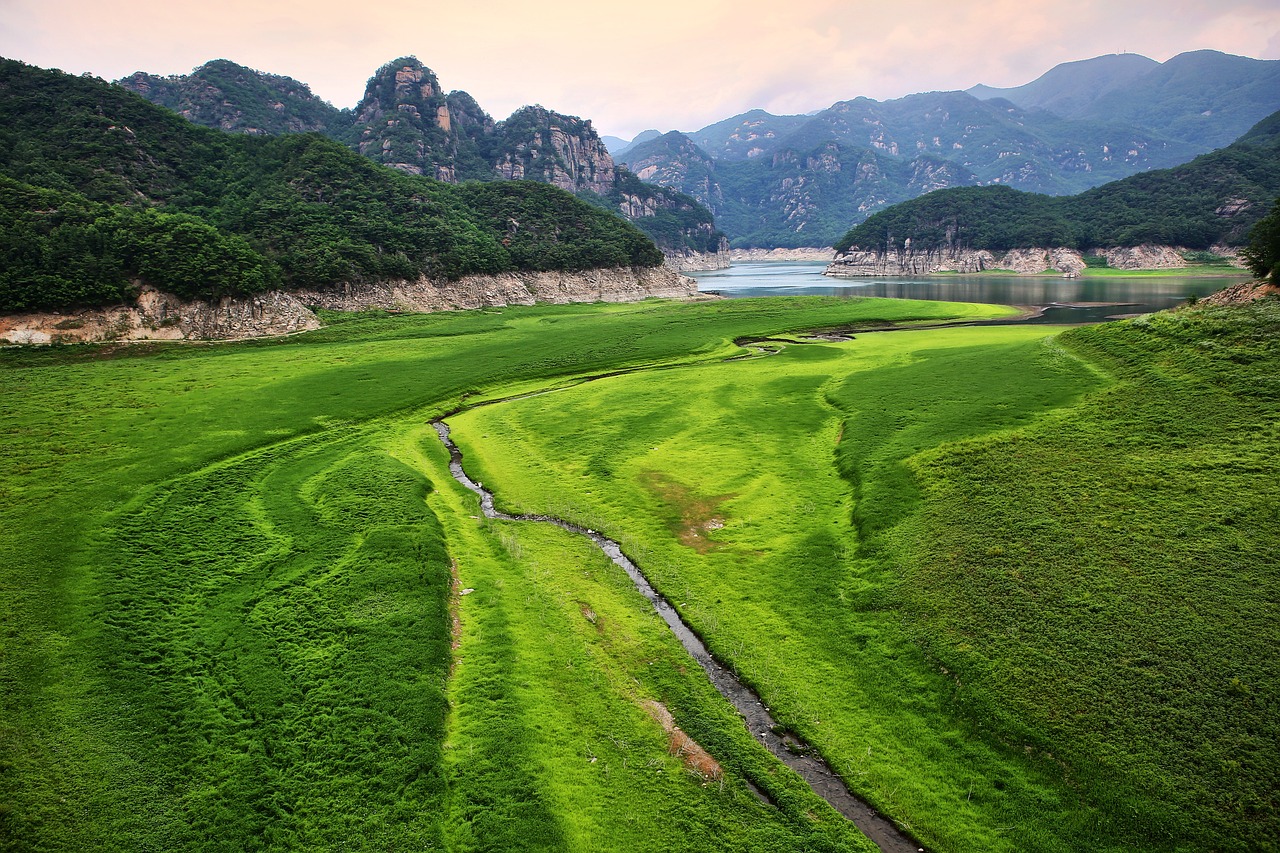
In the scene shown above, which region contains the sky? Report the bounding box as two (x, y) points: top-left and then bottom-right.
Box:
(3, 0), (1278, 140)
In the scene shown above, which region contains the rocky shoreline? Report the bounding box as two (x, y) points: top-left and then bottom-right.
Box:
(825, 244), (1244, 277)
(731, 247), (836, 262)
(0, 266), (697, 345)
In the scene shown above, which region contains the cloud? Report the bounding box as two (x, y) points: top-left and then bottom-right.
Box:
(2, 0), (1277, 138)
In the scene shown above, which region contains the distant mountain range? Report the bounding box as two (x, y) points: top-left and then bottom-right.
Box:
(833, 109), (1280, 256)
(119, 58), (726, 263)
(610, 50), (1280, 248)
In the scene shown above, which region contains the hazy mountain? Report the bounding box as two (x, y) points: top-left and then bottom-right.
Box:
(967, 53), (1159, 118)
(603, 129), (662, 157)
(835, 109), (1280, 255)
(685, 110), (811, 161)
(622, 49), (1280, 247)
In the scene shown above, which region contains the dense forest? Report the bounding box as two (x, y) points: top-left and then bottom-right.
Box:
(0, 59), (663, 312)
(834, 111), (1280, 254)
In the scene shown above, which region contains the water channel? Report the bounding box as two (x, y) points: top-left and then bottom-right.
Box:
(435, 265), (1245, 852)
(692, 261), (1243, 324)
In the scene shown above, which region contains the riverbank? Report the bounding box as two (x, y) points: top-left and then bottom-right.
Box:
(825, 244), (1247, 278)
(0, 265), (697, 345)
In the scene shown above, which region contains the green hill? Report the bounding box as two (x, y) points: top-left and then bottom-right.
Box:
(0, 59), (662, 312)
(834, 111), (1280, 254)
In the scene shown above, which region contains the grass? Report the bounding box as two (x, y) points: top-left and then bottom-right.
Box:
(447, 302), (1280, 851)
(1078, 264), (1250, 278)
(1, 295), (1006, 851)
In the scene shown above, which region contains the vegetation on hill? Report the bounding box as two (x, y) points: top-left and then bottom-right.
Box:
(834, 112), (1280, 254)
(1241, 197), (1280, 282)
(119, 57), (724, 257)
(0, 59), (662, 311)
(600, 169), (727, 255)
(118, 59), (346, 135)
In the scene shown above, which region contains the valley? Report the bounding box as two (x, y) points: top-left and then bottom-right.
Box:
(3, 293), (1276, 851)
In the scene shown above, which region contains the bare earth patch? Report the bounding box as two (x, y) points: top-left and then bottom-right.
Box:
(638, 471), (733, 554)
(643, 700), (723, 782)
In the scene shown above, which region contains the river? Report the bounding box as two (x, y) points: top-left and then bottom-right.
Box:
(691, 261), (1245, 323)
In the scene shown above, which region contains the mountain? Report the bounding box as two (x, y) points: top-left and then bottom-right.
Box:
(0, 58), (663, 312)
(120, 58), (725, 263)
(621, 50), (1280, 248)
(685, 110), (811, 161)
(603, 129), (662, 157)
(833, 110), (1280, 256)
(966, 53), (1160, 118)
(118, 59), (345, 135)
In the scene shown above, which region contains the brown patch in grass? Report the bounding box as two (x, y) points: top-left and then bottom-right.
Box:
(448, 559), (463, 659)
(638, 471), (734, 554)
(643, 700), (723, 781)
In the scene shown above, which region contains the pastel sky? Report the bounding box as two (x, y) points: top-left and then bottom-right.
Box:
(3, 0), (1278, 139)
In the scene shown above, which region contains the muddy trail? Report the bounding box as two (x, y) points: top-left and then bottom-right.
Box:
(433, 419), (926, 853)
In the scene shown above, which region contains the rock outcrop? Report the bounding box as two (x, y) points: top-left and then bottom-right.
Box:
(492, 106), (616, 195)
(663, 240), (732, 272)
(731, 247), (835, 262)
(297, 266), (695, 313)
(826, 245), (1088, 277)
(1, 269), (698, 345)
(826, 243), (1250, 277)
(0, 287), (321, 344)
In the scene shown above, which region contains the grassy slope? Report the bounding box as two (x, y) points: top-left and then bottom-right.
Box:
(1, 296), (1007, 851)
(448, 305), (1280, 851)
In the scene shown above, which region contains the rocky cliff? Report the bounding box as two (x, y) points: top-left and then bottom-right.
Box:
(492, 106), (616, 195)
(347, 58), (494, 182)
(825, 243), (1246, 277)
(1, 268), (698, 345)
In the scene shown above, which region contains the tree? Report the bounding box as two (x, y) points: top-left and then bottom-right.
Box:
(1239, 198), (1280, 283)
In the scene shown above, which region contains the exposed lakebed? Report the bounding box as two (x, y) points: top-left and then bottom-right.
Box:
(692, 261), (1243, 323)
(435, 419), (926, 853)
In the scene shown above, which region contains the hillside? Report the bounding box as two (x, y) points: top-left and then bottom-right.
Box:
(119, 58), (725, 261)
(620, 50), (1280, 248)
(832, 110), (1280, 255)
(0, 59), (663, 312)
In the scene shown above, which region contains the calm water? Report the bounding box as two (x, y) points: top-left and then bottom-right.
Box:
(692, 262), (1245, 323)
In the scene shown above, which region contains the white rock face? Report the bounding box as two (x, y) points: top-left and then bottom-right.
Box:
(730, 248), (836, 262)
(297, 266), (696, 313)
(826, 246), (1088, 277)
(1, 268), (699, 345)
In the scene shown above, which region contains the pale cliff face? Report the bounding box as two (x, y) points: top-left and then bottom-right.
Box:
(493, 106), (616, 195)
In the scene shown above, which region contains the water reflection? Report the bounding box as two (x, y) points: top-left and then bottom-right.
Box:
(692, 262), (1244, 323)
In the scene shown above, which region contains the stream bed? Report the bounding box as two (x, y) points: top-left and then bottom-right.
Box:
(433, 420), (925, 853)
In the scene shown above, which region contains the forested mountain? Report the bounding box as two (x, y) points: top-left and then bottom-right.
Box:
(119, 59), (346, 135)
(0, 59), (663, 311)
(119, 58), (725, 258)
(833, 111), (1280, 254)
(618, 50), (1280, 248)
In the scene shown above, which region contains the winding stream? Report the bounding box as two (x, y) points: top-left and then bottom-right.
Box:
(433, 419), (925, 853)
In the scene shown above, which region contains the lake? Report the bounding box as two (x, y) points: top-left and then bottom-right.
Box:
(690, 262), (1247, 323)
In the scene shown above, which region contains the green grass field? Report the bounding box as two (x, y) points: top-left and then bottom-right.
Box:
(2, 294), (1276, 852)
(1, 295), (1006, 852)
(448, 303), (1280, 851)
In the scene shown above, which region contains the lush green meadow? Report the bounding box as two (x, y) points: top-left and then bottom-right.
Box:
(449, 302), (1280, 851)
(1, 295), (1007, 851)
(3, 293), (1275, 851)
